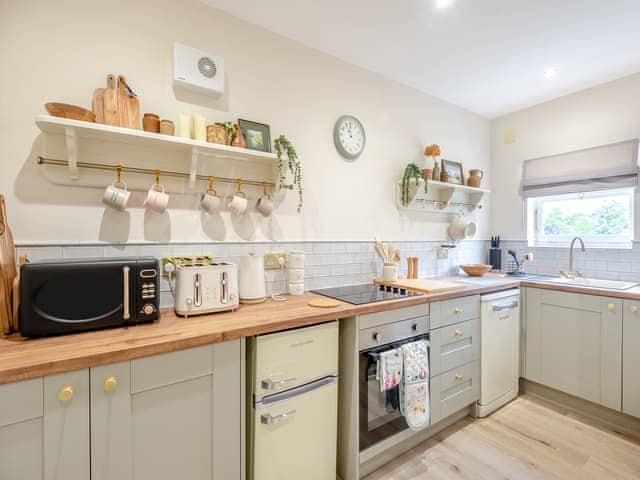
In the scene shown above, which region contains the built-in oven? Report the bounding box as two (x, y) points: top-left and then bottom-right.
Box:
(358, 315), (429, 451)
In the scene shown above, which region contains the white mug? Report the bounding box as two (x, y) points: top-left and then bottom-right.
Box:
(256, 194), (274, 217)
(288, 268), (305, 283)
(102, 180), (130, 211)
(449, 215), (477, 240)
(228, 192), (248, 215)
(144, 184), (169, 213)
(201, 190), (222, 214)
(288, 251), (305, 268)
(288, 282), (304, 296)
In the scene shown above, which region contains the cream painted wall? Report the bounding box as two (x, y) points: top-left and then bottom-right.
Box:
(0, 0), (490, 244)
(490, 72), (640, 240)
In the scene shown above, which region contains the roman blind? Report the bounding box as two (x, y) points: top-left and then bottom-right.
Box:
(520, 139), (639, 198)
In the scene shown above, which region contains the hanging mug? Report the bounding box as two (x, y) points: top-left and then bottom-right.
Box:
(201, 178), (222, 214)
(102, 180), (130, 211)
(256, 184), (274, 217)
(229, 191), (248, 215)
(144, 183), (169, 213)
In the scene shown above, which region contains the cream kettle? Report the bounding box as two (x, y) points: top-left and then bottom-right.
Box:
(239, 253), (266, 304)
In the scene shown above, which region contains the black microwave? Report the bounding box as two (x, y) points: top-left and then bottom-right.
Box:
(19, 257), (160, 337)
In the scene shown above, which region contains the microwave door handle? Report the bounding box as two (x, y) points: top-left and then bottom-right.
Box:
(123, 266), (130, 320)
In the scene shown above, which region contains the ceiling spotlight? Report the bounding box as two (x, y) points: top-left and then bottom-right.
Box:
(544, 68), (558, 78)
(435, 0), (454, 9)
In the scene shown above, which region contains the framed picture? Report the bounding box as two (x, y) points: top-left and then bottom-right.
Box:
(441, 159), (465, 185)
(238, 119), (271, 153)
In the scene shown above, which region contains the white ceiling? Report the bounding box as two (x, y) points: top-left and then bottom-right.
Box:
(201, 0), (640, 118)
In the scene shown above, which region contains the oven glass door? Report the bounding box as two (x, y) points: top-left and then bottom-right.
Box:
(359, 334), (428, 451)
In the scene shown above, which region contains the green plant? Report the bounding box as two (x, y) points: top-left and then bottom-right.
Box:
(274, 135), (303, 212)
(401, 163), (423, 206)
(217, 122), (237, 143)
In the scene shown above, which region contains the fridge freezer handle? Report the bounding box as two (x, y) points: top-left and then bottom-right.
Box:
(260, 410), (297, 425)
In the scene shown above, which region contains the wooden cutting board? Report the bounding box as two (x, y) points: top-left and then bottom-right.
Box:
(103, 74), (119, 126)
(91, 77), (106, 123)
(117, 75), (139, 129)
(0, 195), (16, 334)
(373, 278), (467, 294)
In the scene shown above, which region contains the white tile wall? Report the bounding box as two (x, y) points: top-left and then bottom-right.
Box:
(16, 240), (489, 309)
(499, 240), (640, 281)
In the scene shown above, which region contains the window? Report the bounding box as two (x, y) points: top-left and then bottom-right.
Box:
(527, 188), (634, 247)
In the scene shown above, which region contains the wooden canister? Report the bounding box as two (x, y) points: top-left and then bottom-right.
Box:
(142, 113), (160, 133)
(159, 119), (174, 135)
(207, 124), (227, 144)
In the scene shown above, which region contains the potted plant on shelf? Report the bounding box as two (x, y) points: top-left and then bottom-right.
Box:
(401, 163), (424, 206)
(423, 144), (441, 180)
(274, 135), (303, 212)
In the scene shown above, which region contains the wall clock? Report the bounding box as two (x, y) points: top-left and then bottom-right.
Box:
(333, 115), (366, 160)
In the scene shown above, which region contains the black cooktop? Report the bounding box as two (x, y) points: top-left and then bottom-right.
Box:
(311, 284), (422, 305)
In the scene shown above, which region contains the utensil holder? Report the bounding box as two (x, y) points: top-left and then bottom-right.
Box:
(383, 263), (398, 282)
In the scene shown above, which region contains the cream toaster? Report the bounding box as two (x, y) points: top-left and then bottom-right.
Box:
(174, 263), (239, 316)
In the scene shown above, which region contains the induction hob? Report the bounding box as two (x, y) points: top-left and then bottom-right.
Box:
(311, 283), (422, 305)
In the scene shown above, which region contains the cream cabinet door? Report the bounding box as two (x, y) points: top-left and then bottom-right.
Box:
(0, 371), (90, 480)
(524, 288), (622, 410)
(90, 340), (244, 480)
(623, 300), (640, 418)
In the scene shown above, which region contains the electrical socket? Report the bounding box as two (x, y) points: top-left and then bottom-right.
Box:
(161, 256), (213, 276)
(264, 252), (287, 270)
(437, 247), (448, 260)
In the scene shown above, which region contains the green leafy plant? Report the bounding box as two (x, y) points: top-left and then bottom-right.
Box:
(274, 135), (303, 212)
(217, 122), (237, 144)
(401, 163), (424, 206)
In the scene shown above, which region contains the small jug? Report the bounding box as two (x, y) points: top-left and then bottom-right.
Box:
(467, 169), (484, 188)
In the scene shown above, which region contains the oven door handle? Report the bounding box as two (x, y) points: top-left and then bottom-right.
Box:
(123, 266), (130, 320)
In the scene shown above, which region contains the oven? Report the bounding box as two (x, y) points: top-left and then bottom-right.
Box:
(19, 257), (160, 337)
(358, 315), (429, 451)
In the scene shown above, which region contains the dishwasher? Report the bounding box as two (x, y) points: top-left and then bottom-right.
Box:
(475, 289), (520, 417)
(247, 321), (339, 480)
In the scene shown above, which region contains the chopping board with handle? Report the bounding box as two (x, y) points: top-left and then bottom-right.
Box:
(91, 77), (107, 123)
(117, 75), (139, 129)
(0, 195), (17, 334)
(373, 278), (467, 294)
(103, 74), (119, 126)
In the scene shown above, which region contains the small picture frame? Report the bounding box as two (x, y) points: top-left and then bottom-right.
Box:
(238, 119), (271, 153)
(441, 159), (465, 185)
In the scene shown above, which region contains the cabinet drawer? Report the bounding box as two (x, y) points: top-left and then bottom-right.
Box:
(359, 316), (429, 350)
(253, 321), (338, 400)
(0, 377), (43, 428)
(359, 303), (429, 330)
(430, 318), (479, 376)
(431, 360), (480, 425)
(430, 295), (480, 329)
(131, 344), (214, 393)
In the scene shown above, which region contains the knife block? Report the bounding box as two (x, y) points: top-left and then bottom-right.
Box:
(489, 248), (502, 271)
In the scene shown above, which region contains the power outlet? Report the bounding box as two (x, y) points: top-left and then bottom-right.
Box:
(437, 247), (449, 260)
(264, 252), (287, 270)
(161, 256), (213, 276)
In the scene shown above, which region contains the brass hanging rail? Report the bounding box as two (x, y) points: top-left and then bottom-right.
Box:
(37, 156), (280, 188)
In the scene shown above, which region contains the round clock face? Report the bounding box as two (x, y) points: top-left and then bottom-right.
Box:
(334, 115), (366, 160)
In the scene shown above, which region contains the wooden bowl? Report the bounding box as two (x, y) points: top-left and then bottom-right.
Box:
(45, 103), (95, 122)
(460, 264), (492, 277)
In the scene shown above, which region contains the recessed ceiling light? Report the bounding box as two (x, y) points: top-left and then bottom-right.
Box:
(544, 68), (558, 78)
(435, 0), (454, 9)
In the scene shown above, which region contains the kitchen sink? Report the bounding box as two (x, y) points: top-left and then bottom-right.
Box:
(543, 277), (639, 291)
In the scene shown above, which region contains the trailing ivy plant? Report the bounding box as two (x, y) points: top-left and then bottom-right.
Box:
(274, 135), (303, 212)
(401, 163), (424, 206)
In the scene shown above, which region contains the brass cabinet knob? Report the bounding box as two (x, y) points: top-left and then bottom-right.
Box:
(454, 308), (463, 315)
(59, 385), (74, 402)
(631, 305), (638, 314)
(454, 373), (464, 381)
(608, 303), (615, 312)
(454, 329), (463, 337)
(104, 376), (118, 393)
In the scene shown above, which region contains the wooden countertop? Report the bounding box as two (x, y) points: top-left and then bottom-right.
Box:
(520, 279), (640, 299)
(0, 280), (520, 385)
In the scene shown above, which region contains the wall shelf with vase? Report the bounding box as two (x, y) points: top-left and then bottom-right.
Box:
(35, 115), (278, 186)
(396, 178), (489, 214)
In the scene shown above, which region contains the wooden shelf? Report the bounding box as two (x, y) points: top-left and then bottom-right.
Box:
(396, 178), (490, 213)
(35, 115), (278, 184)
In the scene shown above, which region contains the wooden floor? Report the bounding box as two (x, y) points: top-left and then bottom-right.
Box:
(365, 395), (640, 480)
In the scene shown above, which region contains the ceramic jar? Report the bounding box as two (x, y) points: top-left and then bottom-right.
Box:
(468, 169), (484, 188)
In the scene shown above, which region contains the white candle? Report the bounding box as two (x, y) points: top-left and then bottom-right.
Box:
(178, 113), (192, 139)
(193, 114), (207, 141)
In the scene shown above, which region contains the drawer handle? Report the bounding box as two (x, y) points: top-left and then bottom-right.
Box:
(631, 305), (638, 313)
(104, 376), (118, 393)
(454, 329), (463, 337)
(59, 385), (74, 403)
(373, 332), (382, 342)
(454, 308), (463, 315)
(608, 303), (615, 312)
(262, 377), (297, 391)
(454, 373), (464, 381)
(261, 410), (296, 425)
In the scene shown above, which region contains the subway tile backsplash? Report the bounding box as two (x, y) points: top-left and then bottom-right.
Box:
(16, 240), (489, 309)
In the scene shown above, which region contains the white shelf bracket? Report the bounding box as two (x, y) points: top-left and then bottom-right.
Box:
(64, 126), (79, 179)
(189, 147), (199, 186)
(440, 187), (456, 209)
